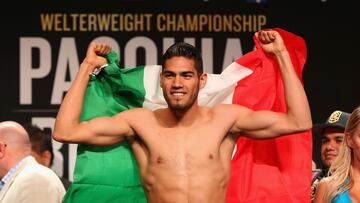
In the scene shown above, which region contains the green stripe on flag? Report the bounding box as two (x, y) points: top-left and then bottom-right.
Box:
(80, 64), (146, 121)
(63, 51), (147, 203)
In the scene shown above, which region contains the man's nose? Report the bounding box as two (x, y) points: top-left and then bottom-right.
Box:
(173, 76), (183, 87)
(325, 141), (335, 150)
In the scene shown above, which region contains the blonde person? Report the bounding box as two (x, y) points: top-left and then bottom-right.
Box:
(314, 106), (360, 203)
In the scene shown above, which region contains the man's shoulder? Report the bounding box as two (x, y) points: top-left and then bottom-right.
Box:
(19, 162), (59, 180)
(4, 162), (65, 202)
(14, 158), (59, 182)
(9, 160), (64, 192)
(115, 107), (155, 118)
(118, 107), (163, 127)
(212, 103), (248, 115)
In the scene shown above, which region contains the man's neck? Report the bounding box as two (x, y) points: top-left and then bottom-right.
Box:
(5, 153), (29, 172)
(168, 103), (204, 127)
(2, 155), (29, 181)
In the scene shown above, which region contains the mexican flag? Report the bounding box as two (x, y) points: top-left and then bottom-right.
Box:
(62, 38), (252, 203)
(226, 28), (311, 203)
(63, 28), (311, 203)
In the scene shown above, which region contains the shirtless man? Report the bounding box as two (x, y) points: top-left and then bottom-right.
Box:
(54, 30), (312, 203)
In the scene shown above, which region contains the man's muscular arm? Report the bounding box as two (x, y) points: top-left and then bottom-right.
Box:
(229, 30), (312, 139)
(53, 43), (134, 145)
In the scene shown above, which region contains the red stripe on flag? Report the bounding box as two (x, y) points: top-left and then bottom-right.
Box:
(226, 28), (312, 203)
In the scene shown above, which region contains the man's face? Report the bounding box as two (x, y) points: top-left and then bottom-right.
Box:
(321, 128), (344, 168)
(161, 56), (205, 112)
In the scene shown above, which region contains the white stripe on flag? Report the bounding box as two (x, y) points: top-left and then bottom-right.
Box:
(199, 62), (252, 106)
(143, 65), (167, 110)
(142, 63), (253, 110)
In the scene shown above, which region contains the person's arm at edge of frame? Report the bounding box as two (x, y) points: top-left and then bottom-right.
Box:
(313, 178), (329, 203)
(53, 43), (133, 146)
(229, 30), (312, 139)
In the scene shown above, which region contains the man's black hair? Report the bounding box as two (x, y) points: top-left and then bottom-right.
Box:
(23, 124), (54, 166)
(161, 42), (203, 77)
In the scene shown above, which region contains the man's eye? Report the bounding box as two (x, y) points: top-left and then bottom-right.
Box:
(336, 139), (343, 143)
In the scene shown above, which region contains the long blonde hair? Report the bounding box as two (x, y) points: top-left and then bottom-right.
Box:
(323, 106), (360, 202)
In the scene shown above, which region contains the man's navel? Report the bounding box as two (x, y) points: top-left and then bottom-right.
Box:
(157, 156), (163, 164)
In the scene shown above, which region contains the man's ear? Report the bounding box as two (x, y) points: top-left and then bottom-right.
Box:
(42, 150), (52, 168)
(199, 73), (207, 89)
(0, 141), (6, 159)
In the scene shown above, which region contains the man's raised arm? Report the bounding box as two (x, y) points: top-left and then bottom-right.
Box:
(53, 43), (133, 145)
(229, 30), (312, 139)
